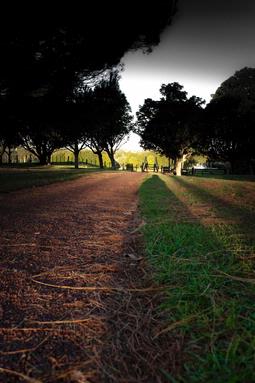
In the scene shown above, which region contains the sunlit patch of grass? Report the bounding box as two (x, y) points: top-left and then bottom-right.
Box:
(139, 174), (255, 382)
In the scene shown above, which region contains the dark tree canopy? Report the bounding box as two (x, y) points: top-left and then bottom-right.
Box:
(17, 100), (66, 165)
(87, 71), (133, 168)
(0, 1), (178, 165)
(0, 1), (177, 99)
(62, 88), (95, 168)
(202, 67), (255, 173)
(214, 67), (255, 103)
(136, 82), (204, 175)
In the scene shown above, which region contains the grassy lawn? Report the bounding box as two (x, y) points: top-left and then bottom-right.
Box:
(0, 165), (106, 193)
(139, 174), (255, 382)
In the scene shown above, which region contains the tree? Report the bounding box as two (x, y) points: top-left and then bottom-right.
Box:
(136, 82), (204, 175)
(202, 67), (255, 174)
(18, 99), (65, 165)
(0, 139), (5, 164)
(91, 71), (133, 168)
(63, 88), (94, 169)
(86, 125), (106, 169)
(0, 102), (21, 164)
(201, 95), (243, 172)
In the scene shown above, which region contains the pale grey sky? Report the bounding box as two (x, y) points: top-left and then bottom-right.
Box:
(119, 0), (255, 151)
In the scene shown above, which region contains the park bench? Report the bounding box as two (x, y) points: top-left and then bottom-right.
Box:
(161, 166), (171, 174)
(126, 163), (134, 171)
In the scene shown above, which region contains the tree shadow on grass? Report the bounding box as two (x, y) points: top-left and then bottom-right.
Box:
(173, 176), (255, 242)
(139, 174), (255, 382)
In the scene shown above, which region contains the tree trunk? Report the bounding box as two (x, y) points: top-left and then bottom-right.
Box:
(175, 154), (187, 176)
(225, 162), (231, 175)
(106, 148), (115, 168)
(229, 159), (239, 174)
(175, 158), (182, 176)
(0, 145), (6, 164)
(74, 142), (79, 169)
(38, 152), (48, 165)
(74, 151), (79, 169)
(7, 147), (12, 164)
(46, 153), (52, 165)
(40, 157), (48, 165)
(249, 160), (254, 175)
(97, 151), (104, 169)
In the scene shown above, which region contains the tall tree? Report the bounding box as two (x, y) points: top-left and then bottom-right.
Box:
(0, 102), (21, 164)
(91, 71), (133, 168)
(136, 82), (204, 175)
(202, 67), (255, 174)
(18, 99), (65, 165)
(63, 88), (94, 169)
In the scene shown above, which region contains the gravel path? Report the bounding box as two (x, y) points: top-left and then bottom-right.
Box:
(0, 172), (175, 383)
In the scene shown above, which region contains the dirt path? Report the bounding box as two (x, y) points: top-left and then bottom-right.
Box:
(0, 173), (174, 383)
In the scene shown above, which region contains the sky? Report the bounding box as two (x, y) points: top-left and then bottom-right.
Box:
(119, 0), (255, 151)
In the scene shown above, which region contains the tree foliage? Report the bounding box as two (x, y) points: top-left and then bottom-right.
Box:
(0, 1), (177, 99)
(63, 88), (94, 168)
(0, 2), (177, 165)
(136, 82), (204, 175)
(87, 71), (133, 168)
(202, 67), (255, 173)
(17, 99), (66, 165)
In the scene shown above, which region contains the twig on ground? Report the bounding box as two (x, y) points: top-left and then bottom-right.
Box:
(31, 278), (167, 292)
(0, 367), (42, 383)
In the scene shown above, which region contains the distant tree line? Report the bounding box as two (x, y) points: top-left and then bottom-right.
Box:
(0, 69), (133, 169)
(136, 67), (255, 175)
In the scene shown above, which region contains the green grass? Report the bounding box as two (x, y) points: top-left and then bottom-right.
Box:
(139, 174), (255, 382)
(193, 174), (255, 182)
(0, 165), (106, 192)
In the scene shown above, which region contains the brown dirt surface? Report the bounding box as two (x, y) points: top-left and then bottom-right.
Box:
(0, 173), (177, 383)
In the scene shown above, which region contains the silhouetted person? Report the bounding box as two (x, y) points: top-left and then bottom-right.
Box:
(153, 157), (159, 172)
(144, 156), (148, 172)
